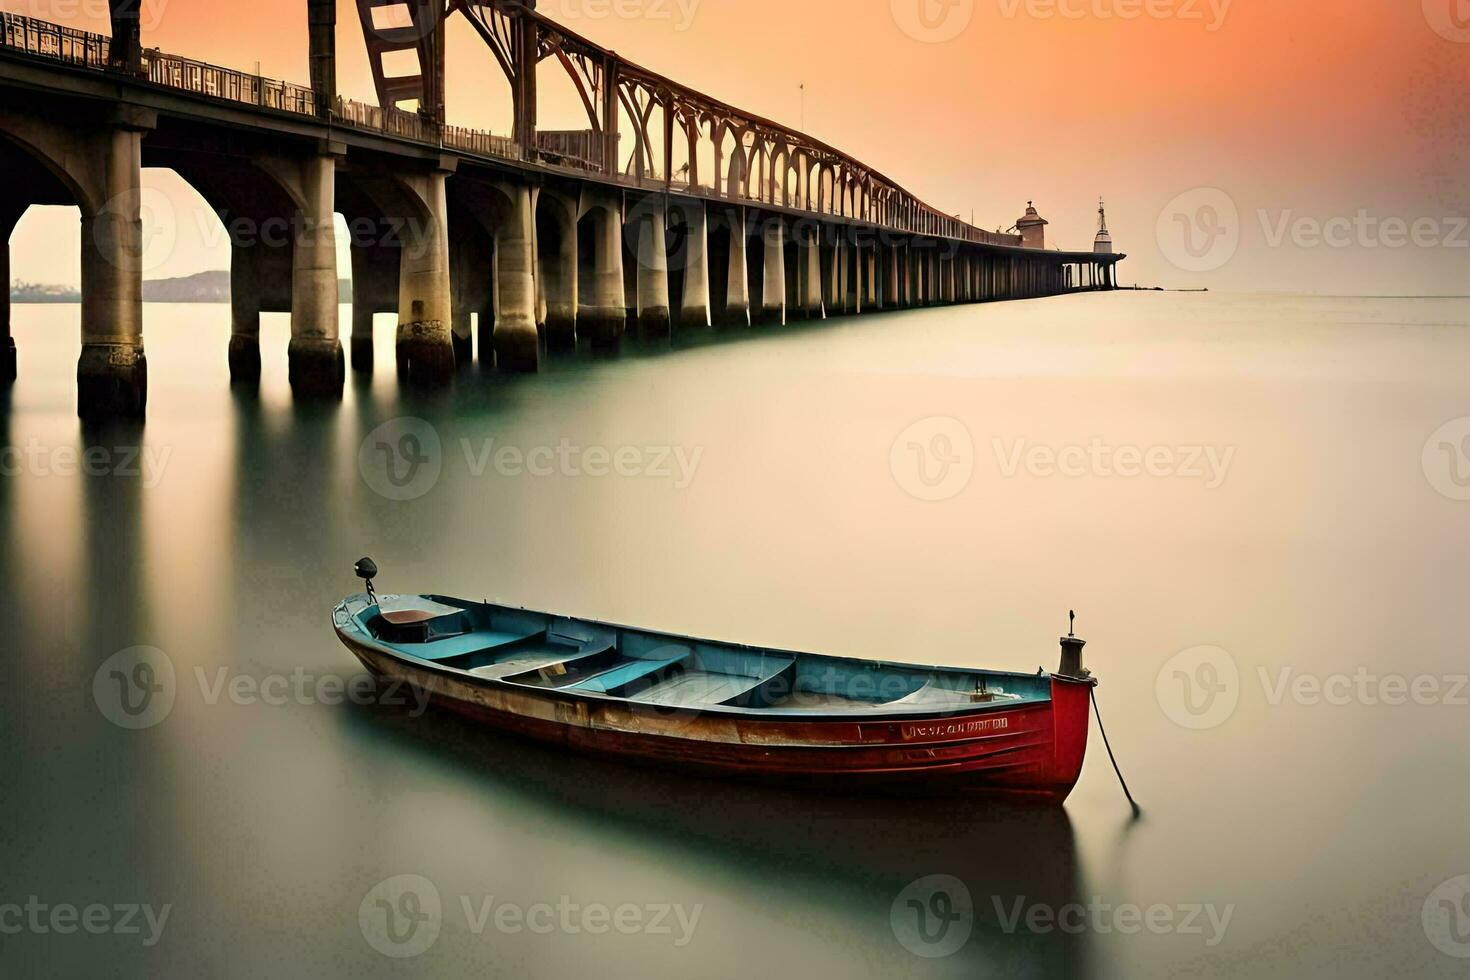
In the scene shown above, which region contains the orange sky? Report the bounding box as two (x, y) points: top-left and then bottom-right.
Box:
(8, 0), (1470, 293)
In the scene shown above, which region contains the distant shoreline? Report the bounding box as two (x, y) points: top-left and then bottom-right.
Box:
(11, 270), (350, 304)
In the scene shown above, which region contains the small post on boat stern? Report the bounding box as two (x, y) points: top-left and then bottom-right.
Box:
(1059, 609), (1088, 678)
(1060, 610), (1141, 816)
(355, 556), (379, 605)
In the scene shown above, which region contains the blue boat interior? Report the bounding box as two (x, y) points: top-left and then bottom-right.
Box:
(339, 594), (1054, 713)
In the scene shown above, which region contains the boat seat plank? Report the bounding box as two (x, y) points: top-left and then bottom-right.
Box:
(632, 670), (760, 707)
(572, 650), (691, 695)
(468, 651), (586, 679)
(397, 626), (546, 663)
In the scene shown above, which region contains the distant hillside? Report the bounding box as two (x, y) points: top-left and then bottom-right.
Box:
(143, 270), (231, 303)
(14, 271), (353, 304)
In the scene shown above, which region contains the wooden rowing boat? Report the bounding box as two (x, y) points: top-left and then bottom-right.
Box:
(332, 568), (1098, 804)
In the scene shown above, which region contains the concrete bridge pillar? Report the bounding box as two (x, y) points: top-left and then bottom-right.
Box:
(286, 153), (345, 399)
(349, 237), (401, 373)
(395, 169), (455, 385)
(536, 192), (578, 350)
(845, 238), (859, 313)
(1, 205), (17, 383)
(228, 240), (262, 384)
(759, 216), (785, 324)
(720, 208), (750, 328)
(678, 201), (711, 329)
(578, 193), (626, 346)
(799, 224), (823, 319)
(351, 261), (376, 371)
(882, 243), (893, 308)
(835, 237), (851, 314)
(495, 182), (540, 370)
(1, 259), (11, 383)
(78, 125), (148, 419)
(898, 247), (909, 306)
(634, 205), (671, 338)
(858, 243), (870, 308)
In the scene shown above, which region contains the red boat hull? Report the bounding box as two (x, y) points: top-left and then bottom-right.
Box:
(339, 630), (1096, 803)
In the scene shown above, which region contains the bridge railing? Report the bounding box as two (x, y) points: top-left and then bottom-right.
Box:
(443, 123), (520, 160)
(0, 11), (1024, 246)
(145, 51), (317, 115)
(337, 98), (437, 143)
(533, 130), (605, 172)
(1, 11), (109, 67)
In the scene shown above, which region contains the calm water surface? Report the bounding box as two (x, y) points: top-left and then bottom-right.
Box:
(3, 293), (1469, 977)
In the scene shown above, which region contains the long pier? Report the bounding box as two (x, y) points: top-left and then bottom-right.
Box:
(0, 3), (1125, 418)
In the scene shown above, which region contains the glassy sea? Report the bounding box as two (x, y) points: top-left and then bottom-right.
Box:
(2, 292), (1469, 978)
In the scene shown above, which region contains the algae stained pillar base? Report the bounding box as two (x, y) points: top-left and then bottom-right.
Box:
(678, 201), (711, 330)
(494, 182), (540, 372)
(286, 153), (344, 400)
(396, 169), (456, 386)
(78, 126), (147, 420)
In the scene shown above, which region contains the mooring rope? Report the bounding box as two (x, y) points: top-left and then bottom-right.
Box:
(1090, 685), (1141, 817)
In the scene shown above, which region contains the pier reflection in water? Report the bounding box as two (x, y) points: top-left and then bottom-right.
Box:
(3, 294), (1470, 977)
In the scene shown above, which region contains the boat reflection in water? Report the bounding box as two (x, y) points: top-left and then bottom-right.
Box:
(339, 693), (1089, 974)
